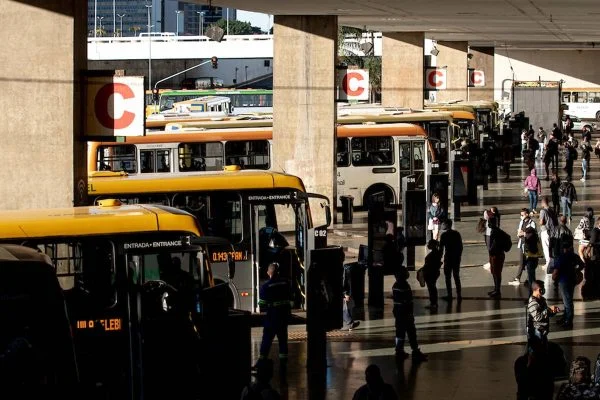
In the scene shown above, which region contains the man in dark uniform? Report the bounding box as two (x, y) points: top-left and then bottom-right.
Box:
(258, 262), (291, 364)
(439, 219), (464, 302)
(392, 268), (427, 362)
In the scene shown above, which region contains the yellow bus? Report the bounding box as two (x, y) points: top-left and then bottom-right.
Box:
(426, 100), (500, 136)
(88, 121), (434, 207)
(0, 202), (232, 399)
(88, 169), (332, 313)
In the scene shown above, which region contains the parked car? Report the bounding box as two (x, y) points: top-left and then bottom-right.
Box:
(562, 114), (594, 132)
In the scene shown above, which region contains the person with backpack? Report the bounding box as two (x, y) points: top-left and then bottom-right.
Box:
(522, 227), (543, 296)
(544, 133), (560, 178)
(552, 242), (585, 329)
(422, 239), (442, 310)
(538, 197), (558, 270)
(559, 180), (578, 226)
(510, 209), (537, 286)
(487, 217), (512, 298)
(580, 135), (593, 182)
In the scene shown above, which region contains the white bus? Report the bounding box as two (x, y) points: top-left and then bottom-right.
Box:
(561, 88), (600, 121)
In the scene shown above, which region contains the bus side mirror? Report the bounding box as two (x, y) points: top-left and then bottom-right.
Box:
(323, 203), (332, 227)
(228, 254), (235, 280)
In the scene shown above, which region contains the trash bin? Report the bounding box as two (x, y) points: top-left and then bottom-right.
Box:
(343, 261), (366, 307)
(368, 262), (384, 309)
(340, 195), (354, 224)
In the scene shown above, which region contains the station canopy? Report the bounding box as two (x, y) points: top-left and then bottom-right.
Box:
(211, 0), (600, 49)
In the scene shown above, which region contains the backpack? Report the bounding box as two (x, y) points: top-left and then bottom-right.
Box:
(550, 227), (574, 259)
(476, 217), (487, 234)
(530, 139), (539, 151)
(496, 229), (512, 253)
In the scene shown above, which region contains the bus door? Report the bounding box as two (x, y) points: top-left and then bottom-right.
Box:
(425, 121), (450, 173)
(398, 140), (426, 193)
(249, 196), (309, 311)
(140, 148), (171, 173)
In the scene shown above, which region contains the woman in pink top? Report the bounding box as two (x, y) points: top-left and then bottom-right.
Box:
(524, 169), (542, 213)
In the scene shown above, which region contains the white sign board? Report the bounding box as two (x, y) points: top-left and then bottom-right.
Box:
(468, 69), (485, 87)
(85, 75), (145, 137)
(425, 68), (447, 90)
(338, 69), (369, 101)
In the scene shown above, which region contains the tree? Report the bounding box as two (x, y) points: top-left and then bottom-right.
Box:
(211, 19), (264, 35)
(130, 25), (142, 36)
(337, 26), (381, 102)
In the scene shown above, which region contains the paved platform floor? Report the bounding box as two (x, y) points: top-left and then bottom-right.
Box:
(251, 157), (600, 399)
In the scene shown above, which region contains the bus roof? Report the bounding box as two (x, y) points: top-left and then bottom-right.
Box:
(336, 122), (428, 138)
(338, 110), (456, 124)
(146, 117), (273, 130)
(0, 203), (201, 240)
(88, 170), (307, 196)
(160, 89), (273, 96)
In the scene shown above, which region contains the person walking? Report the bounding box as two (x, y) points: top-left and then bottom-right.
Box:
(538, 197), (558, 270)
(574, 208), (594, 260)
(564, 140), (577, 182)
(559, 179), (578, 226)
(527, 280), (560, 360)
(552, 243), (585, 329)
(392, 268), (428, 362)
(509, 208), (537, 286)
(422, 239), (442, 310)
(580, 136), (592, 181)
(488, 217), (511, 298)
(439, 219), (463, 301)
(257, 263), (291, 365)
(550, 172), (561, 214)
(522, 227), (543, 296)
(352, 364), (398, 400)
(523, 169), (542, 213)
(537, 126), (547, 160)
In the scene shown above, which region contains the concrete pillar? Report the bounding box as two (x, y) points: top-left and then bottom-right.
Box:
(468, 46), (495, 101)
(273, 15), (337, 206)
(436, 41), (468, 103)
(381, 32), (424, 109)
(0, 1), (88, 209)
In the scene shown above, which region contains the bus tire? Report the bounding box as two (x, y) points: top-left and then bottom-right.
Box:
(363, 185), (394, 209)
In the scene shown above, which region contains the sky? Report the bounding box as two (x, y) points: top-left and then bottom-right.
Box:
(236, 10), (272, 32)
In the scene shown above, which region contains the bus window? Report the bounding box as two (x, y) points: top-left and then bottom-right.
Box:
(399, 142), (411, 171)
(336, 138), (350, 167)
(157, 150), (170, 173)
(141, 150), (155, 173)
(225, 140), (269, 169)
(98, 145), (137, 173)
(179, 142), (223, 172)
(412, 141), (425, 171)
(351, 137), (394, 167)
(173, 192), (242, 243)
(24, 241), (83, 290)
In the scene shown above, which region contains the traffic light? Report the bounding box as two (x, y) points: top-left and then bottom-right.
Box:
(152, 88), (159, 103)
(211, 56), (218, 69)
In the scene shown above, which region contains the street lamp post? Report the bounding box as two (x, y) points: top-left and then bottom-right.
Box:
(145, 4), (152, 92)
(112, 0), (116, 36)
(175, 10), (182, 36)
(196, 11), (205, 37)
(98, 16), (104, 36)
(117, 14), (125, 37)
(94, 0), (97, 38)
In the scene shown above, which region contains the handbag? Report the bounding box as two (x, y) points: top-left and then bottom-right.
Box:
(574, 227), (585, 241)
(427, 218), (434, 231)
(523, 187), (529, 194)
(575, 270), (584, 286)
(416, 268), (426, 287)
